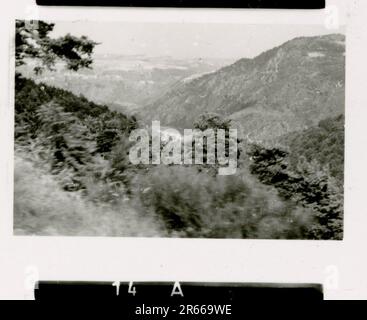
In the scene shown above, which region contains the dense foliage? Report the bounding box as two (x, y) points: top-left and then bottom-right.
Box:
(15, 76), (137, 192)
(16, 20), (97, 74)
(280, 115), (344, 184)
(133, 165), (315, 239)
(247, 141), (344, 240)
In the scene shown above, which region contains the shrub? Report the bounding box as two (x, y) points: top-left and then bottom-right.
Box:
(132, 165), (314, 239)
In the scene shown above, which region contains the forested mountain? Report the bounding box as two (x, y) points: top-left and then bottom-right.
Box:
(143, 34), (345, 140)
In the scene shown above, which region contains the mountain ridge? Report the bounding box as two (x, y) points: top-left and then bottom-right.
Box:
(141, 33), (345, 141)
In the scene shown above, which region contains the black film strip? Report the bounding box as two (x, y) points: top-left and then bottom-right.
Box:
(35, 282), (324, 303)
(36, 0), (326, 9)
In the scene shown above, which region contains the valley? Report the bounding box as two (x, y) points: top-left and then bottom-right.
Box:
(18, 54), (234, 116)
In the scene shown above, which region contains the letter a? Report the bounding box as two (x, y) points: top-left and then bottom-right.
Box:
(171, 282), (184, 297)
(129, 129), (150, 165)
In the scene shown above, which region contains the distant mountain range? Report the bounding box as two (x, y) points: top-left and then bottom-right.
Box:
(142, 34), (345, 141)
(19, 55), (233, 116)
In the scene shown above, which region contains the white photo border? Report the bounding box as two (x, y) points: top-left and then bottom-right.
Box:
(1, 0), (366, 300)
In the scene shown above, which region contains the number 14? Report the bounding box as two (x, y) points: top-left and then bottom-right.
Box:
(112, 281), (136, 296)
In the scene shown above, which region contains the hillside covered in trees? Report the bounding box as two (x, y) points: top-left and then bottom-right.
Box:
(14, 20), (344, 239)
(280, 114), (344, 184)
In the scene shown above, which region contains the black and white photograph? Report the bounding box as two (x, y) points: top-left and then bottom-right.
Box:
(13, 20), (345, 240)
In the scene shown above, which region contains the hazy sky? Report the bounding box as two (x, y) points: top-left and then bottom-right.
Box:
(51, 21), (345, 60)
